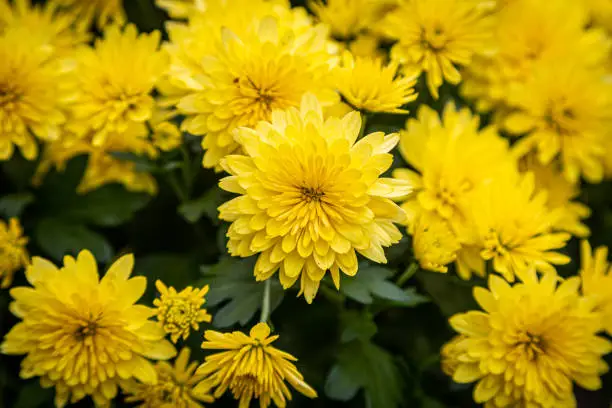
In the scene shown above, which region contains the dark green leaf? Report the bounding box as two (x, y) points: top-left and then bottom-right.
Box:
(418, 270), (479, 316)
(340, 310), (377, 343)
(0, 193), (34, 218)
(179, 186), (224, 223)
(35, 218), (113, 262)
(324, 364), (361, 401)
(200, 257), (284, 328)
(13, 381), (53, 408)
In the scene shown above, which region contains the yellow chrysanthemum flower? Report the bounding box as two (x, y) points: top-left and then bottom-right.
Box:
(197, 322), (317, 408)
(166, 7), (337, 169)
(580, 240), (612, 335)
(123, 347), (215, 408)
(0, 218), (28, 288)
(384, 0), (492, 98)
(443, 270), (611, 408)
(1, 250), (177, 408)
(504, 62), (612, 184)
(334, 51), (417, 114)
(0, 31), (73, 160)
(154, 280), (212, 343)
(308, 0), (393, 40)
(0, 0), (88, 54)
(412, 211), (460, 273)
(393, 104), (512, 240)
(218, 94), (410, 303)
(520, 158), (590, 238)
(54, 0), (125, 29)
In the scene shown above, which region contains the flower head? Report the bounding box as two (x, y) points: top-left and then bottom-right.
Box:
(334, 51), (417, 113)
(504, 62), (612, 184)
(218, 94), (410, 302)
(167, 9), (337, 169)
(0, 218), (28, 288)
(197, 322), (317, 408)
(54, 0), (125, 29)
(154, 280), (212, 343)
(1, 250), (177, 408)
(443, 270), (611, 407)
(308, 0), (393, 40)
(123, 347), (214, 408)
(580, 240), (612, 335)
(412, 211), (460, 273)
(385, 0), (492, 98)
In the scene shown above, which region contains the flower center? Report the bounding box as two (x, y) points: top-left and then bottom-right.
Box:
(420, 24), (448, 51)
(483, 229), (511, 257)
(74, 320), (100, 340)
(160, 297), (200, 333)
(230, 373), (264, 399)
(544, 101), (576, 136)
(0, 82), (20, 110)
(301, 187), (325, 203)
(516, 331), (546, 361)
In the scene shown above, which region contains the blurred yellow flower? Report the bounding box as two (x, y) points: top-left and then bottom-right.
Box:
(154, 280), (212, 343)
(504, 62), (612, 184)
(218, 94), (410, 302)
(308, 0), (392, 40)
(470, 171), (570, 281)
(123, 347), (215, 408)
(580, 240), (612, 335)
(444, 270), (611, 407)
(169, 14), (337, 169)
(197, 322), (317, 408)
(385, 0), (492, 98)
(0, 218), (28, 288)
(520, 158), (590, 238)
(1, 250), (176, 408)
(412, 211), (460, 273)
(155, 0), (204, 18)
(335, 51), (417, 113)
(54, 0), (125, 29)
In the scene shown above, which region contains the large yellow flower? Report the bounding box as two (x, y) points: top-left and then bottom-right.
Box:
(334, 51), (417, 113)
(384, 0), (492, 98)
(0, 31), (73, 160)
(165, 6), (337, 169)
(197, 322), (317, 408)
(580, 240), (612, 335)
(469, 171), (570, 282)
(218, 95), (410, 303)
(123, 347), (214, 408)
(504, 62), (612, 184)
(1, 250), (177, 408)
(54, 0), (125, 29)
(443, 270), (611, 407)
(0, 218), (28, 288)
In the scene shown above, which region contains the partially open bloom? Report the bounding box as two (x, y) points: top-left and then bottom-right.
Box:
(385, 0), (492, 98)
(443, 270), (611, 407)
(1, 250), (177, 408)
(412, 211), (460, 273)
(580, 240), (612, 335)
(218, 94), (410, 302)
(154, 280), (212, 343)
(166, 9), (337, 169)
(54, 0), (125, 29)
(470, 171), (571, 282)
(334, 51), (417, 113)
(197, 322), (317, 408)
(0, 218), (28, 288)
(123, 347), (214, 408)
(504, 62), (612, 184)
(520, 158), (590, 238)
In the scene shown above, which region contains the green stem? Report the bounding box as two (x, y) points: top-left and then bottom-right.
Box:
(358, 112), (369, 139)
(397, 263), (419, 287)
(166, 172), (188, 203)
(320, 284), (346, 308)
(180, 144), (193, 198)
(259, 279), (272, 323)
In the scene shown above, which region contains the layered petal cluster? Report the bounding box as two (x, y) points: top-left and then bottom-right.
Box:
(218, 95), (410, 302)
(384, 0), (493, 98)
(334, 51), (417, 114)
(580, 241), (612, 335)
(154, 280), (212, 343)
(36, 24), (176, 194)
(197, 323), (317, 408)
(443, 270), (611, 408)
(123, 347), (215, 408)
(0, 218), (29, 288)
(163, 1), (338, 169)
(1, 250), (177, 408)
(54, 0), (125, 29)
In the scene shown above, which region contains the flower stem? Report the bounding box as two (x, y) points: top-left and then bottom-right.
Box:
(397, 262), (419, 287)
(358, 112), (369, 139)
(259, 279), (272, 323)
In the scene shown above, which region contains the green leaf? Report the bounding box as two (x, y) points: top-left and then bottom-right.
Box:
(200, 257), (284, 328)
(341, 263), (428, 306)
(324, 364), (361, 401)
(418, 270), (479, 316)
(13, 381), (53, 408)
(35, 218), (113, 262)
(340, 310), (377, 343)
(45, 185), (150, 227)
(179, 186), (225, 223)
(0, 193), (34, 218)
(110, 151), (158, 173)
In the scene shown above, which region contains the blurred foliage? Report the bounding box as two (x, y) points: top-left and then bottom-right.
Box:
(0, 1), (611, 408)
